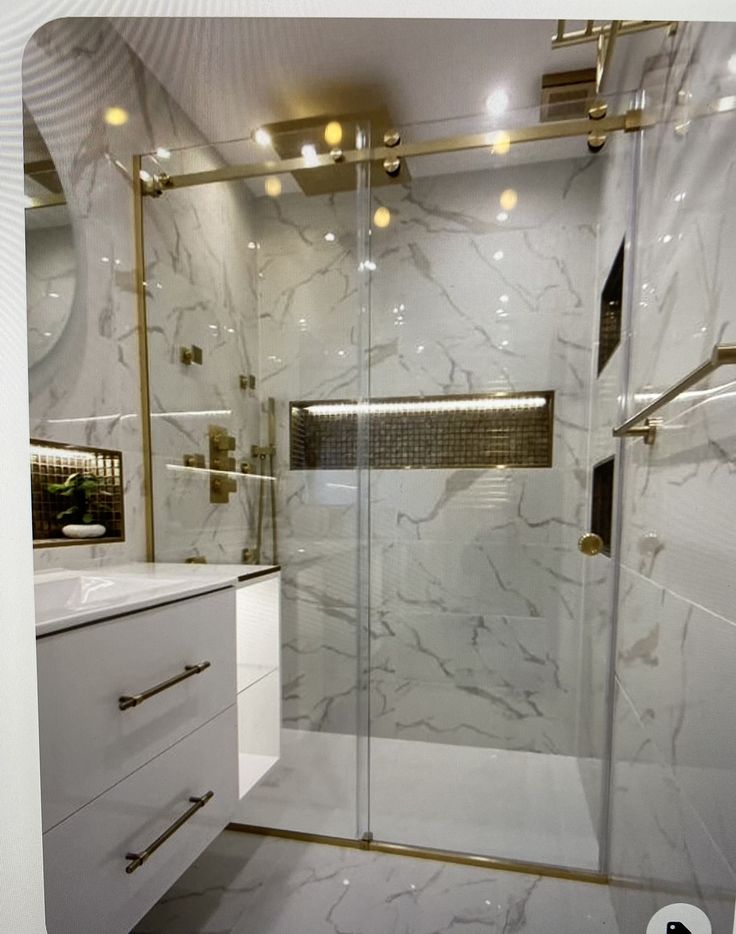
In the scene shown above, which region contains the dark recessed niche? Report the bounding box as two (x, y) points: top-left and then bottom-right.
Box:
(290, 392), (555, 470)
(591, 456), (615, 556)
(30, 439), (125, 546)
(597, 240), (625, 376)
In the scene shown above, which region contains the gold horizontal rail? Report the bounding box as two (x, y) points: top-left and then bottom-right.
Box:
(146, 88), (736, 198)
(228, 823), (608, 885)
(552, 20), (676, 47)
(614, 343), (736, 442)
(159, 112), (637, 192)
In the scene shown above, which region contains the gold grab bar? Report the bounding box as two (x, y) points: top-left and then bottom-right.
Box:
(125, 790), (214, 873)
(118, 661), (211, 711)
(613, 343), (736, 444)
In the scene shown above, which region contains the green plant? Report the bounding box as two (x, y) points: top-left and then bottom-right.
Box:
(47, 471), (111, 525)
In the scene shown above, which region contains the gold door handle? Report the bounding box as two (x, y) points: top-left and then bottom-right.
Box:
(578, 532), (604, 556)
(118, 661), (211, 711)
(125, 790), (214, 873)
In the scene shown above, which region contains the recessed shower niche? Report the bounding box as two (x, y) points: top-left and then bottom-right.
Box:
(290, 391), (555, 469)
(30, 440), (125, 546)
(597, 240), (625, 375)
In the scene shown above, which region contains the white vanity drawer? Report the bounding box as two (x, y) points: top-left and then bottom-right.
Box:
(43, 705), (237, 934)
(37, 587), (236, 832)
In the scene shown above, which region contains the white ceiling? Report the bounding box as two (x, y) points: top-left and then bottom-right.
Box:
(112, 17), (663, 158)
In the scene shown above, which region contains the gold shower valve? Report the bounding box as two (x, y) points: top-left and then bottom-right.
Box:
(212, 431), (235, 452)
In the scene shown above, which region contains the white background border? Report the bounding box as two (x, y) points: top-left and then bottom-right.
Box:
(1, 2), (734, 931)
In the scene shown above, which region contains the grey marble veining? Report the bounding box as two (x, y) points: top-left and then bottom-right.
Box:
(133, 831), (619, 934)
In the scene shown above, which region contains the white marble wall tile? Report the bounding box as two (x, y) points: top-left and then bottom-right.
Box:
(610, 681), (736, 930)
(616, 567), (736, 873)
(607, 21), (736, 932)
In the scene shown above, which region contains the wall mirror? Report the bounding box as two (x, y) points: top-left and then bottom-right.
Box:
(24, 106), (78, 370)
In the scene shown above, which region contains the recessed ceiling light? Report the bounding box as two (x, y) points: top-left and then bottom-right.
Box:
(493, 250), (504, 260)
(265, 176), (282, 197)
(496, 211), (509, 222)
(104, 106), (129, 126)
(373, 206), (391, 228)
(324, 231), (336, 242)
(254, 127), (272, 147)
(489, 130), (511, 156)
(324, 121), (343, 146)
(485, 89), (509, 116)
(155, 147), (171, 159)
(499, 188), (518, 211)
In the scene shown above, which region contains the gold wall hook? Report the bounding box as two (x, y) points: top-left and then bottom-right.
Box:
(578, 532), (604, 556)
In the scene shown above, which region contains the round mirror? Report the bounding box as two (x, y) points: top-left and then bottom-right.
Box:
(25, 202), (77, 368)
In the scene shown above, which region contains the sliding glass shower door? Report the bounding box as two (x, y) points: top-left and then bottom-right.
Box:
(365, 107), (630, 871)
(139, 98), (634, 873)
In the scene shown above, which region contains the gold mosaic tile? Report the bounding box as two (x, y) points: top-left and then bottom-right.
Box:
(290, 392), (554, 470)
(30, 439), (125, 546)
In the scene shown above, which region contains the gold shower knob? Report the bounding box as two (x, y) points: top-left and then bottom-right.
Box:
(578, 532), (604, 556)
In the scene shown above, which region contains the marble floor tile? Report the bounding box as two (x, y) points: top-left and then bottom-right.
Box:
(133, 831), (620, 934)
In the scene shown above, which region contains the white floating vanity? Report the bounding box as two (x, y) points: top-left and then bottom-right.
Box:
(34, 562), (281, 934)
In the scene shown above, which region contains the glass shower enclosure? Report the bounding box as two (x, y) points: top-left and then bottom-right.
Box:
(139, 95), (634, 876)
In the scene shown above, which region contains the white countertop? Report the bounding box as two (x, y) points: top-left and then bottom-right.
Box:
(34, 562), (280, 637)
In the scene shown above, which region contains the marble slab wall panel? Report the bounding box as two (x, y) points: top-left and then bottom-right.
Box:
(611, 679), (736, 932)
(259, 157), (604, 754)
(23, 19), (257, 570)
(142, 180), (261, 564)
(607, 20), (736, 931)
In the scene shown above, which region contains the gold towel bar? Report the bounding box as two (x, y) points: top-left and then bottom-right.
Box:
(613, 343), (736, 443)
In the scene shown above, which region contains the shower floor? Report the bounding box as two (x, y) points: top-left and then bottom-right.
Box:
(237, 730), (601, 871)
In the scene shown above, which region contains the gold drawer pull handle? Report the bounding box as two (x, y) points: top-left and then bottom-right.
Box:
(125, 790), (214, 874)
(118, 661), (211, 711)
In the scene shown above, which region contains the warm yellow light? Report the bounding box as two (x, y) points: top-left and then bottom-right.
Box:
(490, 131), (511, 155)
(254, 127), (272, 147)
(499, 188), (518, 211)
(324, 121), (343, 146)
(104, 106), (129, 127)
(373, 206), (391, 228)
(265, 176), (282, 197)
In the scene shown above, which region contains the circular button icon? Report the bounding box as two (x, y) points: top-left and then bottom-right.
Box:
(646, 904), (711, 934)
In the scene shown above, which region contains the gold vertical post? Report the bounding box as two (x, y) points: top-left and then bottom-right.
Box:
(132, 154), (156, 561)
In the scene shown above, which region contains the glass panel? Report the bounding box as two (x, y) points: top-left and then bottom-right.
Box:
(141, 130), (371, 838)
(366, 97), (631, 871)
